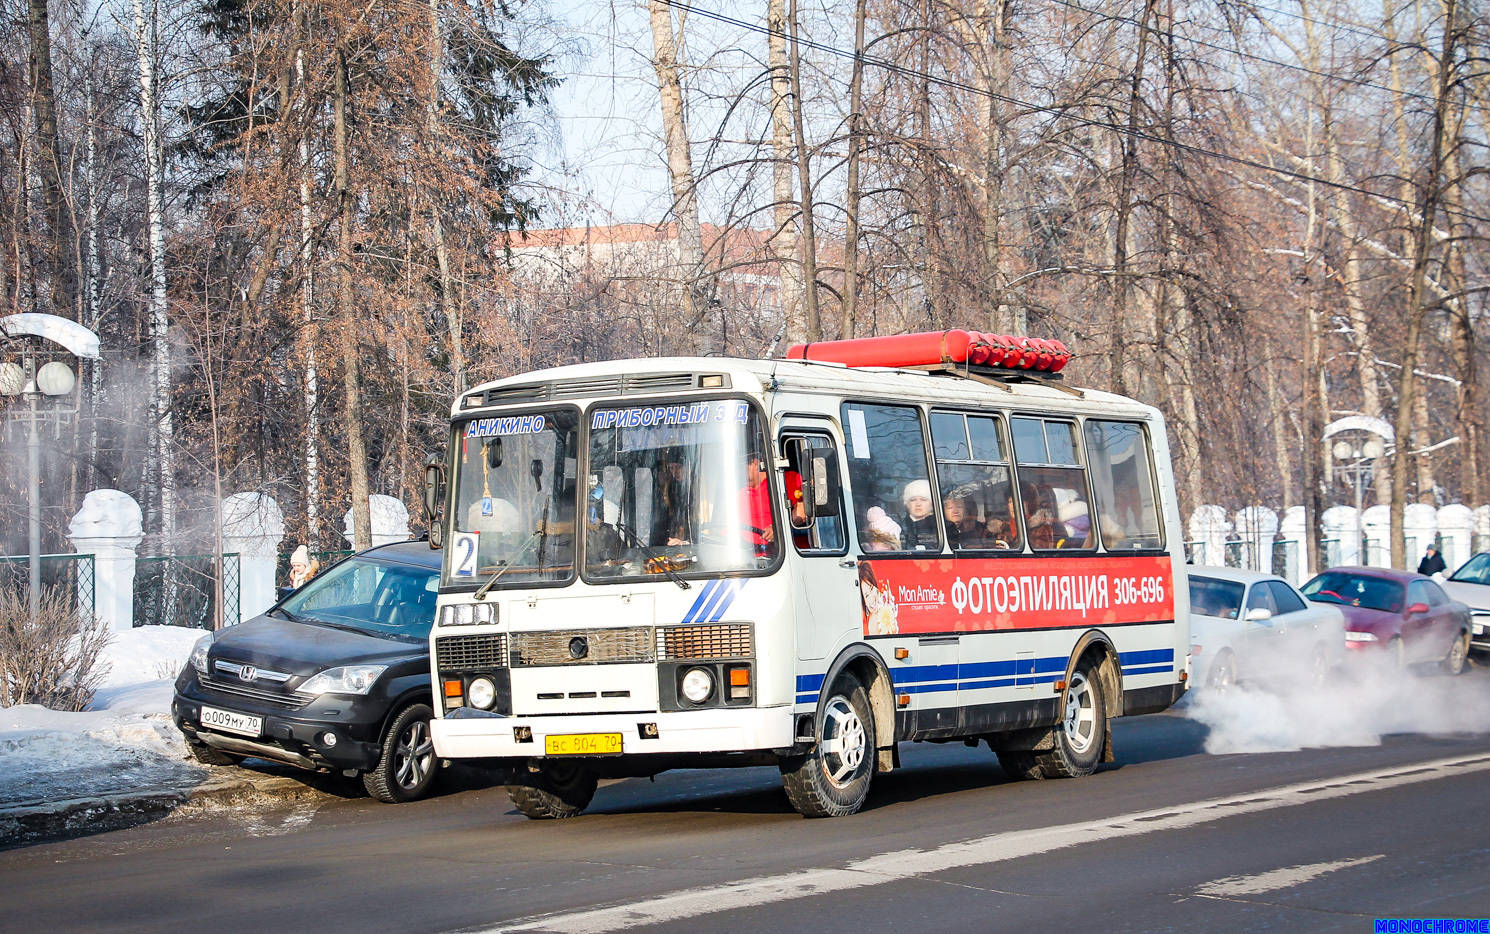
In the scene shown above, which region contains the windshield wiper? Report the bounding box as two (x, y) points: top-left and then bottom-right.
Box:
(614, 522), (691, 590)
(270, 606), (303, 623)
(474, 530), (544, 600)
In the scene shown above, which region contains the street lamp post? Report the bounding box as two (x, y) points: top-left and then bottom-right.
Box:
(1331, 436), (1386, 567)
(1, 314), (100, 616)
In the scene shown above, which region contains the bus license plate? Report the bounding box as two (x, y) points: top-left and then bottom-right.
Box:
(200, 706), (263, 738)
(545, 733), (622, 756)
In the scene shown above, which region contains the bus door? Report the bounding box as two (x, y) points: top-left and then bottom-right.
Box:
(778, 424), (854, 661)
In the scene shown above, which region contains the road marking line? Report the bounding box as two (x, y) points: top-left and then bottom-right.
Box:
(1195, 854), (1385, 896)
(470, 753), (1490, 934)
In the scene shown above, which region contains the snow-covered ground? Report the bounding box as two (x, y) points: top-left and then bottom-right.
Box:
(0, 627), (207, 807)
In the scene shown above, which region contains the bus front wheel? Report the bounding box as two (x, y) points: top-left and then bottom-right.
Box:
(780, 673), (875, 817)
(507, 761), (598, 819)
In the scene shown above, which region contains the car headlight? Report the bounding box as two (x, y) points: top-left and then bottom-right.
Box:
(680, 667), (714, 703)
(438, 603), (497, 626)
(297, 665), (388, 696)
(468, 677), (497, 710)
(1344, 631), (1378, 642)
(188, 633), (214, 674)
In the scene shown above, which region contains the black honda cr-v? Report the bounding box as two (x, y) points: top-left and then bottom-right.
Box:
(172, 542), (444, 802)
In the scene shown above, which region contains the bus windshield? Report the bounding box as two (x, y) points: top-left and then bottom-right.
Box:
(447, 409), (579, 587)
(585, 399), (776, 580)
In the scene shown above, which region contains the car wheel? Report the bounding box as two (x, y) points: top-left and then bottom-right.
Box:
(1206, 650), (1237, 691)
(508, 761), (599, 819)
(363, 703), (440, 804)
(1306, 644), (1330, 689)
(779, 672), (875, 817)
(1388, 636), (1407, 670)
(1442, 631), (1470, 676)
(187, 740), (245, 767)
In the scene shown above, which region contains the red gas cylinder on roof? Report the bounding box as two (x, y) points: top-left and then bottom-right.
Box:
(785, 329), (1070, 373)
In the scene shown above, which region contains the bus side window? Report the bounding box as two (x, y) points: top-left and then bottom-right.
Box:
(1011, 417), (1093, 551)
(1082, 420), (1164, 551)
(782, 435), (846, 553)
(841, 402), (941, 553)
(930, 411), (1021, 551)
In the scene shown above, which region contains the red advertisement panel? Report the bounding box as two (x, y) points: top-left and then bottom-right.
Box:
(858, 555), (1174, 635)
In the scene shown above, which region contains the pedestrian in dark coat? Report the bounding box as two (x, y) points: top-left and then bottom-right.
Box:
(1418, 545), (1447, 577)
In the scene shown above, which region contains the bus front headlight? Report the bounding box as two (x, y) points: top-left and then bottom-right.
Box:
(680, 667), (714, 704)
(468, 676), (497, 710)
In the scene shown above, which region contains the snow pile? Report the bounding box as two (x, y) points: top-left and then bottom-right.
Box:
(0, 626), (208, 808)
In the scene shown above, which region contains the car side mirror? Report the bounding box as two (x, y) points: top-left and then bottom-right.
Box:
(423, 462), (446, 550)
(1407, 602), (1430, 615)
(1245, 606), (1273, 622)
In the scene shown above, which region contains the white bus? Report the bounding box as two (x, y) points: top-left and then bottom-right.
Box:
(425, 331), (1190, 818)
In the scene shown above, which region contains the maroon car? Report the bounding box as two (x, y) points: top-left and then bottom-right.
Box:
(1300, 567), (1472, 674)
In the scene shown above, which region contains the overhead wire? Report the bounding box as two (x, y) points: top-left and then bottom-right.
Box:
(1046, 0), (1436, 105)
(657, 0), (1487, 224)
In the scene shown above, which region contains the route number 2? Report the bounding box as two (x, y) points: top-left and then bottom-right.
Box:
(452, 531), (480, 577)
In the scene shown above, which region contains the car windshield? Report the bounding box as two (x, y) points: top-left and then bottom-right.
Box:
(447, 409), (578, 587)
(1449, 553), (1490, 585)
(280, 556), (439, 639)
(1188, 576), (1244, 619)
(584, 399), (776, 580)
(1301, 572), (1404, 613)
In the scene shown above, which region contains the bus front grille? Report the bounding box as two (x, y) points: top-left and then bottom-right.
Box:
(436, 633), (509, 671)
(657, 623), (754, 660)
(511, 628), (655, 666)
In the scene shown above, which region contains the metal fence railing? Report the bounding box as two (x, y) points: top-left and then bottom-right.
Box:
(0, 553), (95, 618)
(1272, 539), (1300, 584)
(133, 554), (240, 629)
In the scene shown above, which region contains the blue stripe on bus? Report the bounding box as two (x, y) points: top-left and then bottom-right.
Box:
(1122, 664), (1174, 677)
(796, 674), (825, 693)
(796, 647), (1176, 705)
(681, 580), (722, 624)
(1118, 648), (1175, 666)
(696, 579), (741, 623)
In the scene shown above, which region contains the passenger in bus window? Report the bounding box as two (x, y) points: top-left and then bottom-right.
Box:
(943, 488), (981, 547)
(1022, 482), (1069, 549)
(983, 480), (1021, 550)
(901, 479), (939, 550)
(739, 450), (776, 551)
(863, 507), (902, 551)
(1058, 499), (1094, 548)
(651, 453), (693, 546)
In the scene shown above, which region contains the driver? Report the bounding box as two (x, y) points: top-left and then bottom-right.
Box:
(739, 450), (776, 549)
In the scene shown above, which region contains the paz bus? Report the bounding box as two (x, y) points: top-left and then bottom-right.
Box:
(424, 330), (1189, 818)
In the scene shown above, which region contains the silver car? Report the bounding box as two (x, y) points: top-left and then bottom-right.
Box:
(1438, 553), (1490, 656)
(1188, 566), (1347, 689)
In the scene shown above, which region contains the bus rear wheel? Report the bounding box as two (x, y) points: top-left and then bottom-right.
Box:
(997, 664), (1106, 780)
(507, 761), (598, 819)
(780, 673), (875, 817)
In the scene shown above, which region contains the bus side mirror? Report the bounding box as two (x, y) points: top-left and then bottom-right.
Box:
(485, 437), (503, 470)
(423, 463), (446, 550)
(807, 452), (841, 519)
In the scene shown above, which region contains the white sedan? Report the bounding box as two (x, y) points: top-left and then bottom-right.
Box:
(1188, 566), (1347, 689)
(1438, 553), (1490, 656)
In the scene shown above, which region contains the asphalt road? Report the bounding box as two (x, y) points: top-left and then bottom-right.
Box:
(5, 676), (1490, 934)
